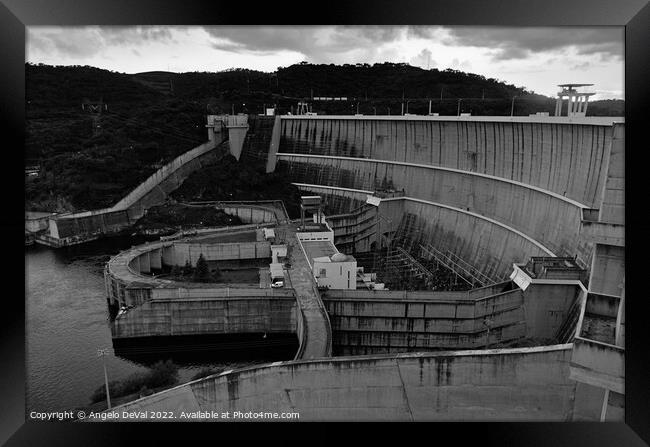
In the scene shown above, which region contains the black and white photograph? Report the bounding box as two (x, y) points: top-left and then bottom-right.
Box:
(14, 10), (638, 431)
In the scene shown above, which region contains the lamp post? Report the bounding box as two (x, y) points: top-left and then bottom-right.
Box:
(97, 348), (112, 409)
(510, 96), (517, 117)
(457, 98), (462, 116)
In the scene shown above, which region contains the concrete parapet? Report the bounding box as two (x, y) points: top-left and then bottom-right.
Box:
(45, 136), (224, 246)
(570, 337), (624, 394)
(105, 344), (577, 421)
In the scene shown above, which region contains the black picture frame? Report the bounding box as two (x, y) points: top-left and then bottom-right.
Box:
(4, 0), (649, 445)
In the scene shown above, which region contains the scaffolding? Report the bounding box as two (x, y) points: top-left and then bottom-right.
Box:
(418, 242), (495, 288)
(371, 212), (506, 291)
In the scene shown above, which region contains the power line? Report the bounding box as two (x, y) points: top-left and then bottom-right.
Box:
(106, 109), (202, 139)
(103, 115), (200, 146)
(102, 114), (203, 146)
(108, 110), (204, 143)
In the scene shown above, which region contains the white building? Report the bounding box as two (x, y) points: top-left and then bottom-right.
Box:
(312, 253), (357, 290)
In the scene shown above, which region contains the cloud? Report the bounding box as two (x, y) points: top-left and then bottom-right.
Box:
(27, 28), (103, 59)
(100, 26), (174, 46)
(442, 26), (623, 61)
(572, 61), (591, 70)
(450, 58), (472, 71)
(410, 48), (436, 69)
(203, 25), (409, 62)
(27, 26), (175, 60)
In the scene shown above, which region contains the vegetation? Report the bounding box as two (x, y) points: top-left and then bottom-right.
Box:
(171, 154), (303, 218)
(166, 255), (220, 283)
(190, 367), (227, 381)
(192, 254), (214, 282)
(90, 359), (179, 404)
(133, 203), (243, 232)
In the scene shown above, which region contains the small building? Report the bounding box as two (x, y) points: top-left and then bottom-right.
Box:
(313, 252), (357, 290)
(263, 228), (276, 241)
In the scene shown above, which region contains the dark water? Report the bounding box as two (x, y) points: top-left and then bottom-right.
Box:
(25, 236), (292, 413)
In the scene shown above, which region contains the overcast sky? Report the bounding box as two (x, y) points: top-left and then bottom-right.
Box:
(26, 25), (624, 100)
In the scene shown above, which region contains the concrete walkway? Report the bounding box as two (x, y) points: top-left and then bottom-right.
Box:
(282, 223), (332, 359)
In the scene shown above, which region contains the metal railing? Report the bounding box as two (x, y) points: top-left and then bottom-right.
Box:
(418, 243), (497, 288)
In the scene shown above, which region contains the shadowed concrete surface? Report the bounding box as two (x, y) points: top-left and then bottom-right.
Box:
(104, 345), (575, 421)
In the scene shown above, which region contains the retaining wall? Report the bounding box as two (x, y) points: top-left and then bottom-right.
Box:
(112, 292), (297, 339)
(49, 136), (225, 241)
(108, 344), (577, 421)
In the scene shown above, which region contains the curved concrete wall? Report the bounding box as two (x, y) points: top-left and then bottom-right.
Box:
(105, 226), (273, 307)
(397, 199), (550, 279)
(104, 228), (298, 341)
(268, 117), (623, 278)
(278, 118), (614, 207)
(291, 183), (549, 278)
(108, 344), (577, 421)
(49, 137), (225, 241)
(277, 155), (587, 265)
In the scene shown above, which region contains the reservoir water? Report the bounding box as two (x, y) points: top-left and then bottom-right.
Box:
(25, 236), (292, 413)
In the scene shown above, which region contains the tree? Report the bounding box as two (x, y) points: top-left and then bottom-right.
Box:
(182, 260), (193, 276)
(193, 254), (212, 282)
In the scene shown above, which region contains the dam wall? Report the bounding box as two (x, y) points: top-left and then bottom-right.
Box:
(238, 115), (276, 165)
(103, 228), (299, 345)
(108, 344), (577, 421)
(323, 286), (525, 354)
(105, 229), (273, 306)
(269, 116), (623, 278)
(276, 116), (615, 207)
(111, 291), (296, 339)
(166, 241), (271, 266)
(294, 182), (549, 278)
(277, 154), (587, 264)
(322, 279), (581, 355)
(325, 203), (378, 253)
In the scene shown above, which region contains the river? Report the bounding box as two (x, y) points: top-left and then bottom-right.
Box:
(25, 235), (289, 413)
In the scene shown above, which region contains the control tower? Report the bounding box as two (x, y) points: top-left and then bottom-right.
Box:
(555, 83), (595, 117)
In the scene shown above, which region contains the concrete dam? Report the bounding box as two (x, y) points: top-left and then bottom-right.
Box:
(99, 113), (624, 421)
(269, 115), (622, 278)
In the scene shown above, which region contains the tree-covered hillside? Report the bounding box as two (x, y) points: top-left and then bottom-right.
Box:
(25, 64), (207, 211)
